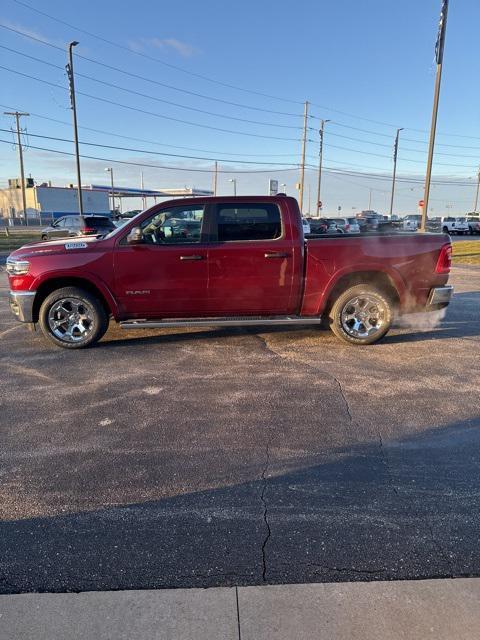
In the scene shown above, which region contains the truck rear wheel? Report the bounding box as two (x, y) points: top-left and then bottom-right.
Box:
(329, 284), (393, 345)
(38, 286), (108, 349)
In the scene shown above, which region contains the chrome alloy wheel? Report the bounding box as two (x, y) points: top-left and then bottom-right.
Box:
(47, 297), (95, 343)
(340, 294), (386, 339)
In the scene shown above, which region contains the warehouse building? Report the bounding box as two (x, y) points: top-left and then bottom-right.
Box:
(0, 179), (214, 224)
(0, 178), (110, 221)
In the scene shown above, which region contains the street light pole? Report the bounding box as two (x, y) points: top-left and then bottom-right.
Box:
(105, 168), (115, 215)
(213, 161), (218, 196)
(140, 172), (147, 210)
(389, 127), (403, 218)
(316, 119), (330, 216)
(66, 41), (84, 216)
(421, 0), (449, 232)
(4, 111), (29, 221)
(229, 178), (237, 196)
(298, 100), (309, 214)
(473, 166), (480, 213)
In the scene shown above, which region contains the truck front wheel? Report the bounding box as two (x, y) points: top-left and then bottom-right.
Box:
(38, 286), (108, 348)
(329, 285), (393, 345)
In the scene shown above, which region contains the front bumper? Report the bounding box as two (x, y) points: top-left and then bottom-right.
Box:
(427, 285), (453, 308)
(9, 290), (36, 323)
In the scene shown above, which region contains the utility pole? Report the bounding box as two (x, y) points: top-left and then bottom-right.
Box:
(140, 172), (147, 210)
(316, 119), (330, 216)
(213, 161), (218, 196)
(389, 127), (403, 218)
(473, 166), (480, 213)
(66, 41), (84, 215)
(298, 100), (309, 214)
(105, 167), (115, 215)
(368, 188), (372, 210)
(4, 111), (29, 221)
(421, 0), (449, 232)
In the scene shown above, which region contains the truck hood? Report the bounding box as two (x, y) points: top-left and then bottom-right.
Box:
(8, 235), (102, 260)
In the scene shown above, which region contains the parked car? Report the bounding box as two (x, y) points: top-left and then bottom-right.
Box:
(402, 215), (422, 231)
(466, 214), (480, 235)
(441, 216), (469, 235)
(40, 215), (115, 240)
(343, 217), (361, 233)
(7, 195), (452, 349)
(301, 218), (311, 235)
(307, 217), (329, 234)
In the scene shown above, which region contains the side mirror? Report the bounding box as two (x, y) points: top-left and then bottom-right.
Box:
(127, 226), (143, 244)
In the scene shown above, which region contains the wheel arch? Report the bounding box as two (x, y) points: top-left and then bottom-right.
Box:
(323, 270), (401, 316)
(32, 276), (116, 322)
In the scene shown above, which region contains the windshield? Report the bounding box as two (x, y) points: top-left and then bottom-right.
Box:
(103, 209), (146, 239)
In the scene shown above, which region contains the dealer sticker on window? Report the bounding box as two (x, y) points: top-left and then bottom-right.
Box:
(65, 242), (88, 250)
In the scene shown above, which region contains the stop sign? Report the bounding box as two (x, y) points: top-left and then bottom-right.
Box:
(418, 199), (425, 207)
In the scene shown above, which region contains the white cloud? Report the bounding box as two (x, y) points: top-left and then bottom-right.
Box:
(2, 20), (59, 47)
(128, 37), (199, 58)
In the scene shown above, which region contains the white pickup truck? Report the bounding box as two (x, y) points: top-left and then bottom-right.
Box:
(441, 217), (469, 235)
(466, 214), (480, 235)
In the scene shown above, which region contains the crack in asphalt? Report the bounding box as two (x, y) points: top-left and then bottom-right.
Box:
(377, 433), (400, 497)
(251, 332), (356, 427)
(260, 434), (272, 582)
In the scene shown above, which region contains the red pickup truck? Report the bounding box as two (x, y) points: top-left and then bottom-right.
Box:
(7, 195), (453, 349)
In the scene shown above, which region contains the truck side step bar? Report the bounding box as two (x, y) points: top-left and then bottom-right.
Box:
(120, 316), (322, 330)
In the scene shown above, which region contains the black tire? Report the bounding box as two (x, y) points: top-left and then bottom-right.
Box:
(442, 226), (449, 234)
(329, 284), (393, 345)
(38, 286), (108, 349)
(41, 234), (48, 241)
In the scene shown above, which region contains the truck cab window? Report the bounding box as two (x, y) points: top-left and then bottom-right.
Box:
(140, 205), (205, 244)
(216, 204), (281, 242)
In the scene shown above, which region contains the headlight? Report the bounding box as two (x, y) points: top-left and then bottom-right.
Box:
(6, 258), (30, 275)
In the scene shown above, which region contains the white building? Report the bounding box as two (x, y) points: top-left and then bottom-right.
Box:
(0, 179), (110, 221)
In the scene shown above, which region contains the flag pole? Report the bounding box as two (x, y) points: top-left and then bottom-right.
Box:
(420, 0), (449, 232)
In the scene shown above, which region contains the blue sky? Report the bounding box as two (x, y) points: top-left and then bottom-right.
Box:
(0, 0), (479, 215)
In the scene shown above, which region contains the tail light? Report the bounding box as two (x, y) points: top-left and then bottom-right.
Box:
(81, 227), (95, 234)
(435, 244), (452, 274)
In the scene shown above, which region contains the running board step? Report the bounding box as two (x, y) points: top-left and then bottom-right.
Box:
(120, 316), (322, 329)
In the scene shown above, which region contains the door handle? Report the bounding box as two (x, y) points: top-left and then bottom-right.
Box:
(264, 252), (290, 259)
(180, 255), (204, 261)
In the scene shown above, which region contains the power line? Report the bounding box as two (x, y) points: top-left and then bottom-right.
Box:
(1, 137), (476, 185)
(0, 23), (304, 118)
(3, 22), (480, 149)
(0, 64), (301, 142)
(4, 44), (478, 159)
(0, 103), (301, 157)
(1, 60), (477, 168)
(0, 43), (303, 130)
(0, 127), (303, 166)
(9, 0), (304, 105)
(0, 137), (305, 173)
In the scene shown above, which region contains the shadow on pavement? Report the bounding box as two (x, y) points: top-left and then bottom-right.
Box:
(1, 418), (479, 594)
(96, 291), (480, 349)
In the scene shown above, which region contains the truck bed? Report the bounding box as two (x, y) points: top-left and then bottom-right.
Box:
(302, 232), (450, 316)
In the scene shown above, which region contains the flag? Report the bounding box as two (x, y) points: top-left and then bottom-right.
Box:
(435, 0), (449, 64)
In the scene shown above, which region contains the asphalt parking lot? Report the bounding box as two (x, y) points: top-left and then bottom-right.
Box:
(0, 265), (479, 594)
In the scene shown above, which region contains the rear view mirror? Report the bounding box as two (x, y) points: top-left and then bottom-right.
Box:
(127, 226), (143, 244)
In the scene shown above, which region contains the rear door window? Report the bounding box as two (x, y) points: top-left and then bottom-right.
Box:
(215, 203), (282, 242)
(85, 216), (115, 229)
